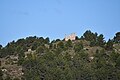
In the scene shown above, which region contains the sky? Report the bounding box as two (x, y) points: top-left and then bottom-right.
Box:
(0, 0), (120, 46)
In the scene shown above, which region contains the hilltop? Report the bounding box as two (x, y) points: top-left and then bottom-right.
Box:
(0, 30), (120, 80)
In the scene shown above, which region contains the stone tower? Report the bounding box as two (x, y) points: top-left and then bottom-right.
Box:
(65, 33), (76, 41)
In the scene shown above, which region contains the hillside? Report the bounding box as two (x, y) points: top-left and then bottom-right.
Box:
(0, 30), (120, 80)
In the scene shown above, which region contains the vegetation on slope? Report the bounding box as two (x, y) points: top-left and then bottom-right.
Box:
(0, 30), (120, 80)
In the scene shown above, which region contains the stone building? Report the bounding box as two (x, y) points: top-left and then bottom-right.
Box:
(65, 33), (76, 41)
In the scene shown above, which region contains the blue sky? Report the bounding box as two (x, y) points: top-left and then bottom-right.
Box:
(0, 0), (120, 46)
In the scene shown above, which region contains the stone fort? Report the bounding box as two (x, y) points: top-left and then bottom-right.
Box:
(65, 33), (76, 41)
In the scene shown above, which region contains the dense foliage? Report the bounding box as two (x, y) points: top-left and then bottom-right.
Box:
(0, 30), (120, 80)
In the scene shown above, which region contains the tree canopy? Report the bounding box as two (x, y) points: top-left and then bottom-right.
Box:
(0, 30), (120, 80)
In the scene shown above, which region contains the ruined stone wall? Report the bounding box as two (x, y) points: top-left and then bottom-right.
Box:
(65, 33), (76, 41)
